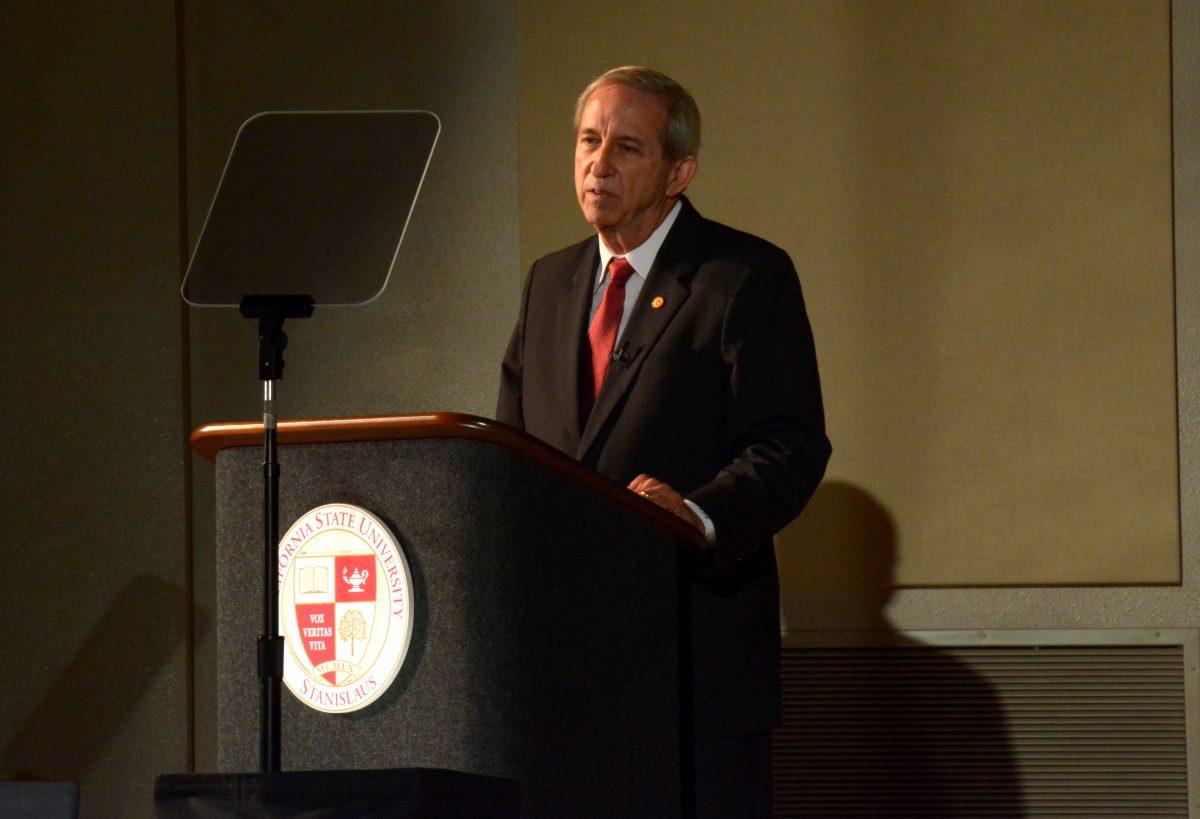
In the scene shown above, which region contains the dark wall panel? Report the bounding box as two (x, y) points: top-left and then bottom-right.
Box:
(181, 1), (520, 770)
(0, 5), (190, 817)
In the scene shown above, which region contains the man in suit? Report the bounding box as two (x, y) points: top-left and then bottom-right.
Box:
(497, 66), (830, 815)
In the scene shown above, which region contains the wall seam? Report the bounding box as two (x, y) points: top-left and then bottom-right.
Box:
(174, 0), (196, 774)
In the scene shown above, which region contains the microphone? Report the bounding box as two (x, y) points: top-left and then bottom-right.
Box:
(611, 344), (633, 366)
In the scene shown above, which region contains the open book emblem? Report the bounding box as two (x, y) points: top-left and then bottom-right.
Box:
(298, 565), (329, 595)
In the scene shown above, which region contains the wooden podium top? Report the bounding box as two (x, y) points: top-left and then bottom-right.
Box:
(190, 412), (706, 553)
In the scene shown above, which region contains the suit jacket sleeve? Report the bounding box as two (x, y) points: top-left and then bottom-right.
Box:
(496, 264), (533, 430)
(687, 248), (831, 569)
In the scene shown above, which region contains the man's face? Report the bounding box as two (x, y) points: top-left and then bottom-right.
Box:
(574, 83), (684, 247)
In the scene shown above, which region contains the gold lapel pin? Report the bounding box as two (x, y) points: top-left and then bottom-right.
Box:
(651, 296), (665, 309)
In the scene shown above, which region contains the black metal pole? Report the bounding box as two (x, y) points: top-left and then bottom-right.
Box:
(240, 295), (312, 775)
(260, 378), (283, 773)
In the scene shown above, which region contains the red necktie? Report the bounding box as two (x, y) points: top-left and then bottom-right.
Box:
(587, 256), (636, 406)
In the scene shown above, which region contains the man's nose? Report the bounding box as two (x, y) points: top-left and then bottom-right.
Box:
(591, 141), (615, 176)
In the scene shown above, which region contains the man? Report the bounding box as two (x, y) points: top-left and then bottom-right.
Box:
(497, 67), (830, 814)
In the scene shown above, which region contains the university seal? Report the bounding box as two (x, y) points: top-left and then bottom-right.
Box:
(278, 503), (414, 713)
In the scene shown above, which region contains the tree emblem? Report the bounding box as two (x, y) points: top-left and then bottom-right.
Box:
(338, 609), (368, 656)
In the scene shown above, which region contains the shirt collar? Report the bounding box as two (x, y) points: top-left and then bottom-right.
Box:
(594, 199), (683, 292)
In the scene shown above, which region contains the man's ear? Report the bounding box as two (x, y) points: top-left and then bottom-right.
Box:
(666, 155), (698, 197)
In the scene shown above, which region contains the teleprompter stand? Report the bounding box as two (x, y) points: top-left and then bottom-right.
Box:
(240, 293), (313, 772)
(180, 110), (441, 775)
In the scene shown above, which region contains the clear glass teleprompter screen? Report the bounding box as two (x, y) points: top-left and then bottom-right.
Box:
(181, 110), (440, 307)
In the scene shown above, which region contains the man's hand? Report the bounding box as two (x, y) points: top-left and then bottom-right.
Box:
(628, 474), (704, 534)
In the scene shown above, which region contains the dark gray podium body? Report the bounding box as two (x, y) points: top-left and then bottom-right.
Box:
(201, 414), (698, 817)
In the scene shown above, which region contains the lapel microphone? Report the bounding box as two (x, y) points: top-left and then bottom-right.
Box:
(611, 344), (634, 366)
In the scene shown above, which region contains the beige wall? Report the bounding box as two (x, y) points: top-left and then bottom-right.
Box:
(518, 0), (1177, 587)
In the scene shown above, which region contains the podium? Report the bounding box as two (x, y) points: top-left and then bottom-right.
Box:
(191, 413), (705, 816)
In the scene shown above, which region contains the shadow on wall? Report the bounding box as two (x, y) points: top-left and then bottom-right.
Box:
(0, 576), (188, 785)
(773, 481), (1023, 816)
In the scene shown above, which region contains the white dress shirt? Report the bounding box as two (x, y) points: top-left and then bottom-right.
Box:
(589, 199), (682, 339)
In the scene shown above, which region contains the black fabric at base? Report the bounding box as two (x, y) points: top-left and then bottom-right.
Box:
(153, 768), (519, 818)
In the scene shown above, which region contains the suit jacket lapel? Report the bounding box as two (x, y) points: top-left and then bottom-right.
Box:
(576, 199), (704, 461)
(556, 240), (599, 447)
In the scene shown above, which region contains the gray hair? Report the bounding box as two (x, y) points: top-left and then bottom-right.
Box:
(573, 66), (701, 161)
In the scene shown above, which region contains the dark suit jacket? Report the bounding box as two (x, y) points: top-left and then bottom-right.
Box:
(497, 197), (830, 739)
